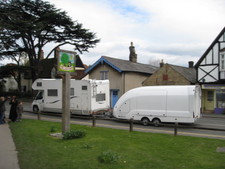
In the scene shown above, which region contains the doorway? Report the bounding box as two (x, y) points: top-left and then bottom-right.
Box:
(111, 90), (119, 107)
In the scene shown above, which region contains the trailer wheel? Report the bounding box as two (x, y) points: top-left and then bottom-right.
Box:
(33, 106), (39, 113)
(141, 117), (150, 126)
(152, 118), (161, 127)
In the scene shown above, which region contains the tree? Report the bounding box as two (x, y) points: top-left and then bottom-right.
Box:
(61, 53), (70, 66)
(0, 0), (100, 81)
(149, 59), (160, 67)
(0, 64), (31, 92)
(0, 51), (29, 92)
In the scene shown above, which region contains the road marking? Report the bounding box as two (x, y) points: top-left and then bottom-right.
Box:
(22, 115), (225, 139)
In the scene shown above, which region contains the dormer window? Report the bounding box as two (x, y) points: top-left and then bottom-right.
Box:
(220, 52), (225, 71)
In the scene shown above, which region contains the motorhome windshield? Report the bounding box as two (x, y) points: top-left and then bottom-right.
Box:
(35, 91), (43, 100)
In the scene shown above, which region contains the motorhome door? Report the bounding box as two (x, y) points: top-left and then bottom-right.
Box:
(34, 90), (44, 111)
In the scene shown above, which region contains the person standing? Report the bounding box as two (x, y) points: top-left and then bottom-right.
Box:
(9, 96), (18, 122)
(16, 101), (23, 122)
(0, 97), (8, 124)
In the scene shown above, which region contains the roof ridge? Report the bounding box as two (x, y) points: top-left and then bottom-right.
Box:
(102, 56), (158, 68)
(168, 64), (196, 83)
(168, 63), (190, 69)
(195, 26), (225, 67)
(86, 56), (158, 74)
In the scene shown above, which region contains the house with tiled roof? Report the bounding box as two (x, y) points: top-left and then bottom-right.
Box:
(195, 27), (225, 114)
(142, 60), (196, 86)
(38, 54), (87, 80)
(85, 42), (158, 107)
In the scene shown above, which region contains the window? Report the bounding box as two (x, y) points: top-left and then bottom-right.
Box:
(113, 90), (118, 95)
(163, 74), (168, 81)
(35, 91), (43, 100)
(100, 71), (108, 80)
(48, 89), (58, 96)
(220, 52), (225, 71)
(216, 90), (225, 108)
(70, 88), (74, 96)
(207, 91), (214, 101)
(82, 86), (87, 90)
(96, 93), (106, 102)
(37, 82), (42, 87)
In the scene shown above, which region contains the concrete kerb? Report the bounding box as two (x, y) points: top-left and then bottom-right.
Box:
(0, 123), (20, 169)
(202, 113), (225, 119)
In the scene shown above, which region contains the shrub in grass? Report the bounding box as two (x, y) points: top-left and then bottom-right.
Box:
(98, 150), (120, 164)
(63, 129), (86, 140)
(50, 126), (57, 133)
(81, 143), (93, 149)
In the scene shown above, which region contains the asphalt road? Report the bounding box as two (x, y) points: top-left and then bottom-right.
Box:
(5, 101), (225, 140)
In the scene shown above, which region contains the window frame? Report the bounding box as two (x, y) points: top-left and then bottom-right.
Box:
(70, 88), (74, 96)
(82, 86), (88, 90)
(100, 71), (108, 80)
(220, 51), (225, 71)
(96, 93), (106, 102)
(207, 90), (214, 101)
(47, 89), (58, 97)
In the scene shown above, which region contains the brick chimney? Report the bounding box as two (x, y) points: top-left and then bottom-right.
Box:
(188, 61), (194, 68)
(160, 59), (164, 67)
(129, 42), (137, 63)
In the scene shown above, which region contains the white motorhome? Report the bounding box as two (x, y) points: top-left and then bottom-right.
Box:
(32, 79), (110, 115)
(113, 85), (201, 126)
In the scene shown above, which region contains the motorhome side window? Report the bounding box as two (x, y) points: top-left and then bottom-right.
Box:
(37, 82), (42, 87)
(82, 86), (87, 90)
(70, 88), (74, 96)
(48, 89), (58, 96)
(96, 93), (105, 102)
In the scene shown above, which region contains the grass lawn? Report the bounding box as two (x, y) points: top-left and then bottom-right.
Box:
(10, 119), (225, 169)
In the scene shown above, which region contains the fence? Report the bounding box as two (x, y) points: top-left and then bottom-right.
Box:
(34, 112), (187, 136)
(34, 111), (225, 136)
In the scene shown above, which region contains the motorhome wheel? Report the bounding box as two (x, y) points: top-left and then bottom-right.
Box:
(33, 106), (39, 113)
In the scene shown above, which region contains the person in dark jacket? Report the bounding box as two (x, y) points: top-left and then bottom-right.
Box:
(9, 96), (18, 122)
(0, 97), (8, 124)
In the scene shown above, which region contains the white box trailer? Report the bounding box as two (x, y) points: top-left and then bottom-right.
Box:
(113, 85), (201, 126)
(32, 79), (110, 115)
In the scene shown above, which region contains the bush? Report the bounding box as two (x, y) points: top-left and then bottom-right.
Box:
(50, 126), (57, 133)
(63, 129), (86, 140)
(98, 150), (120, 164)
(81, 143), (93, 149)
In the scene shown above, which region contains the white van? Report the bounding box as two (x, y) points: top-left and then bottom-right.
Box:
(113, 85), (201, 126)
(32, 79), (110, 115)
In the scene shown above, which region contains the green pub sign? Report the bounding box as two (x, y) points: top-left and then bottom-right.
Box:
(56, 49), (77, 75)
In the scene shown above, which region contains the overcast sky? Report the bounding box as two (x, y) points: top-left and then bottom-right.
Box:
(4, 0), (225, 67)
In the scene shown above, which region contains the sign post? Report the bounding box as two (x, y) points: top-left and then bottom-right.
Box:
(62, 72), (71, 133)
(55, 48), (77, 133)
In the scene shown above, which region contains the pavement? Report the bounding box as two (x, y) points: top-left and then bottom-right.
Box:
(201, 113), (225, 119)
(0, 123), (20, 169)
